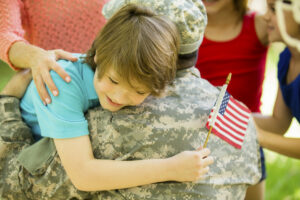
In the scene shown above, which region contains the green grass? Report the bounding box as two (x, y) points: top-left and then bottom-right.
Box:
(265, 151), (300, 200)
(0, 59), (15, 91)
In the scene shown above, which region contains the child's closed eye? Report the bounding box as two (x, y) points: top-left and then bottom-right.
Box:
(136, 91), (146, 95)
(109, 77), (118, 84)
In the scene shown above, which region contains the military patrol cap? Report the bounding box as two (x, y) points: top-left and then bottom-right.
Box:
(102, 0), (207, 55)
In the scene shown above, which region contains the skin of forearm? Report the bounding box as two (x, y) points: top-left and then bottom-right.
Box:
(253, 114), (290, 135)
(69, 158), (172, 191)
(261, 131), (300, 159)
(8, 41), (46, 69)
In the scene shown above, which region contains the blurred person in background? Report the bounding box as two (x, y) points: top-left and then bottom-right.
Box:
(254, 0), (300, 159)
(195, 0), (269, 199)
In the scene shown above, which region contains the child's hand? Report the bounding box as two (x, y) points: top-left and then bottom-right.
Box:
(167, 148), (214, 182)
(1, 69), (32, 99)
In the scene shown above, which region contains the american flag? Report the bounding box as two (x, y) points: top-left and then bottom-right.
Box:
(206, 92), (251, 149)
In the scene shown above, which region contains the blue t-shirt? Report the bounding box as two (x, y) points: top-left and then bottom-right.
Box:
(277, 48), (300, 123)
(20, 54), (99, 140)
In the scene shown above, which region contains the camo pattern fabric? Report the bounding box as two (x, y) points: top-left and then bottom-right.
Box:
(0, 67), (261, 199)
(89, 67), (261, 200)
(0, 97), (95, 200)
(0, 97), (33, 199)
(102, 0), (207, 55)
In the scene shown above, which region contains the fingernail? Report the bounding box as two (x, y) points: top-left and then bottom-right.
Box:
(43, 101), (47, 106)
(53, 90), (58, 96)
(45, 98), (51, 104)
(65, 77), (71, 82)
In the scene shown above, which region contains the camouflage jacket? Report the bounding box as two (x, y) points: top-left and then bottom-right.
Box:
(0, 67), (261, 200)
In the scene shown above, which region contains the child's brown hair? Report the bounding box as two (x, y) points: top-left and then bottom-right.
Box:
(85, 4), (179, 96)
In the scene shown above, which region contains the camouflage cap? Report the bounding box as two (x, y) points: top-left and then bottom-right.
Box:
(102, 0), (207, 55)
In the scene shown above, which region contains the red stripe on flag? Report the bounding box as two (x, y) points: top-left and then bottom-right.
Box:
(214, 122), (244, 142)
(205, 93), (250, 149)
(223, 114), (247, 131)
(229, 96), (251, 113)
(227, 103), (249, 120)
(216, 115), (245, 137)
(225, 108), (248, 124)
(212, 127), (242, 149)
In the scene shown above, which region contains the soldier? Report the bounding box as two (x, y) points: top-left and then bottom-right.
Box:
(0, 0), (261, 199)
(7, 2), (214, 194)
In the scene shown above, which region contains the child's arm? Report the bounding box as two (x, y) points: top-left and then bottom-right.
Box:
(255, 126), (300, 159)
(253, 88), (293, 134)
(54, 136), (213, 191)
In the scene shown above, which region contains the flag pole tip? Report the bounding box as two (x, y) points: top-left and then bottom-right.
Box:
(226, 73), (232, 84)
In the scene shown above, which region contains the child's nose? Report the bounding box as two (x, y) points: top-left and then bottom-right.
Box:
(113, 89), (131, 104)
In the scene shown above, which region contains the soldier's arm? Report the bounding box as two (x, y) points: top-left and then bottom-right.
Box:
(0, 69), (32, 126)
(0, 96), (22, 129)
(0, 69), (34, 145)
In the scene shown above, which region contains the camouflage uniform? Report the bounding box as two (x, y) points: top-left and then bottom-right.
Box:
(0, 68), (261, 199)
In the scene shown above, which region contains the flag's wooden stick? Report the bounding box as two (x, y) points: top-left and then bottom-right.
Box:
(203, 127), (213, 148)
(203, 73), (232, 148)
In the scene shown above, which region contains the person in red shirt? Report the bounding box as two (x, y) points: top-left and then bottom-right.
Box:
(0, 0), (109, 103)
(196, 1), (269, 200)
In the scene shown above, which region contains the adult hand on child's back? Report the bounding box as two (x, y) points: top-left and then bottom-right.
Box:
(1, 69), (32, 99)
(167, 148), (214, 182)
(30, 48), (77, 104)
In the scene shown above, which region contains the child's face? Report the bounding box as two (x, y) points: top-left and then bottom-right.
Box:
(202, 0), (235, 15)
(264, 0), (282, 43)
(93, 68), (151, 112)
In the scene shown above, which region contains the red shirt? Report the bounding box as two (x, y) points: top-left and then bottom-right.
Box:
(196, 13), (267, 112)
(0, 0), (108, 69)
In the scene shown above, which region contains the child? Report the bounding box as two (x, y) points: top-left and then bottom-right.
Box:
(195, 1), (269, 199)
(254, 0), (300, 159)
(18, 4), (213, 191)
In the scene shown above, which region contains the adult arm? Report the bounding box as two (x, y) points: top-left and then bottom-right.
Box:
(0, 0), (25, 68)
(253, 87), (293, 134)
(9, 42), (77, 104)
(253, 87), (298, 158)
(256, 126), (300, 159)
(0, 0), (77, 103)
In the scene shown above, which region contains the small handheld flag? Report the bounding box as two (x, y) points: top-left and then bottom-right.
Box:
(203, 73), (251, 149)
